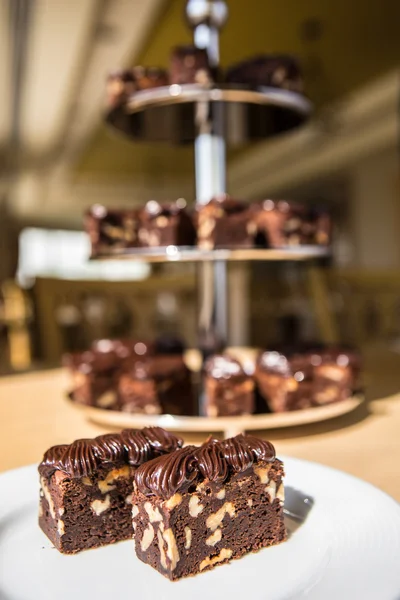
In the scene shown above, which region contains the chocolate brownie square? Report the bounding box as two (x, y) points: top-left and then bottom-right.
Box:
(118, 355), (195, 416)
(255, 347), (359, 412)
(38, 427), (183, 554)
(170, 45), (213, 85)
(204, 354), (255, 416)
(196, 195), (256, 250)
(225, 55), (303, 93)
(138, 200), (196, 247)
(255, 200), (331, 247)
(106, 67), (168, 107)
(85, 204), (140, 256)
(132, 435), (286, 579)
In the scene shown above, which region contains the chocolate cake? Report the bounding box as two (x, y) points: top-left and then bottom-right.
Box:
(255, 347), (360, 412)
(118, 355), (195, 416)
(170, 45), (213, 85)
(85, 204), (140, 256)
(254, 200), (332, 247)
(225, 55), (303, 93)
(38, 427), (183, 554)
(196, 195), (256, 250)
(132, 434), (286, 580)
(204, 354), (255, 416)
(138, 199), (196, 247)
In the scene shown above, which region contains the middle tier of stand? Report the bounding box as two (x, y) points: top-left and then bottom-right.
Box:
(90, 245), (329, 263)
(105, 83), (312, 144)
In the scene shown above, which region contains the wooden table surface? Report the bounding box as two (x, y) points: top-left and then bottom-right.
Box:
(1, 362), (399, 501)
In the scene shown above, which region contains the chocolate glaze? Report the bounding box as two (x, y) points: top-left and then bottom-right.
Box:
(135, 434), (276, 499)
(38, 427), (183, 479)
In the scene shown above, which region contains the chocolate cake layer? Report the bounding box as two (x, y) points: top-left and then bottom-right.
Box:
(38, 427), (183, 554)
(204, 354), (255, 416)
(132, 435), (285, 579)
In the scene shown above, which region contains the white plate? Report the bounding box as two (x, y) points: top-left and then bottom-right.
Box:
(0, 458), (399, 600)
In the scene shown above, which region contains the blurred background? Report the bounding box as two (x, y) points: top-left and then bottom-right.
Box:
(0, 0), (399, 383)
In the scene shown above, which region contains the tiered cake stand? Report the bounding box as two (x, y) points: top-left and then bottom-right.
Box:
(84, 0), (363, 436)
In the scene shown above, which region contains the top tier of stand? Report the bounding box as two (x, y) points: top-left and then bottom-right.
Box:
(105, 83), (312, 145)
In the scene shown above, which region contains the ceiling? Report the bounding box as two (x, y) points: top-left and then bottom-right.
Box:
(0, 0), (399, 226)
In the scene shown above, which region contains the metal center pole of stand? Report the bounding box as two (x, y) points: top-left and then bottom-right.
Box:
(187, 0), (229, 350)
(195, 105), (228, 355)
(186, 0), (229, 414)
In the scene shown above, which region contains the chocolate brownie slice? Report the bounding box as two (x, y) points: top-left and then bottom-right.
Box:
(204, 354), (255, 416)
(132, 435), (285, 580)
(170, 45), (213, 85)
(225, 55), (303, 93)
(38, 427), (183, 554)
(196, 195), (256, 250)
(118, 355), (195, 416)
(254, 200), (331, 247)
(138, 200), (196, 248)
(106, 67), (169, 107)
(255, 347), (359, 412)
(85, 204), (140, 256)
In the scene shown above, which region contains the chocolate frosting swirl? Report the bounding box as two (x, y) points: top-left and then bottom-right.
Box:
(196, 440), (228, 482)
(221, 437), (253, 473)
(135, 446), (198, 498)
(135, 434), (277, 499)
(38, 427), (183, 479)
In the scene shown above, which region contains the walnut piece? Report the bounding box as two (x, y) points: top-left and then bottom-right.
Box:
(140, 523), (154, 551)
(40, 478), (56, 519)
(165, 493), (182, 510)
(163, 528), (180, 571)
(189, 495), (204, 517)
(90, 494), (111, 515)
(184, 526), (192, 549)
(145, 502), (163, 523)
(98, 466), (130, 494)
(206, 529), (222, 546)
(265, 480), (277, 502)
(215, 488), (225, 500)
(254, 465), (271, 484)
(199, 548), (233, 571)
(206, 502), (235, 531)
(157, 529), (167, 570)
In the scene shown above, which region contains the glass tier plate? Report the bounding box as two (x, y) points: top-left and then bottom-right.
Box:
(90, 245), (329, 263)
(105, 83), (313, 144)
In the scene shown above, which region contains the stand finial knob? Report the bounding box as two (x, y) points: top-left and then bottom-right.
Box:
(186, 0), (228, 30)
